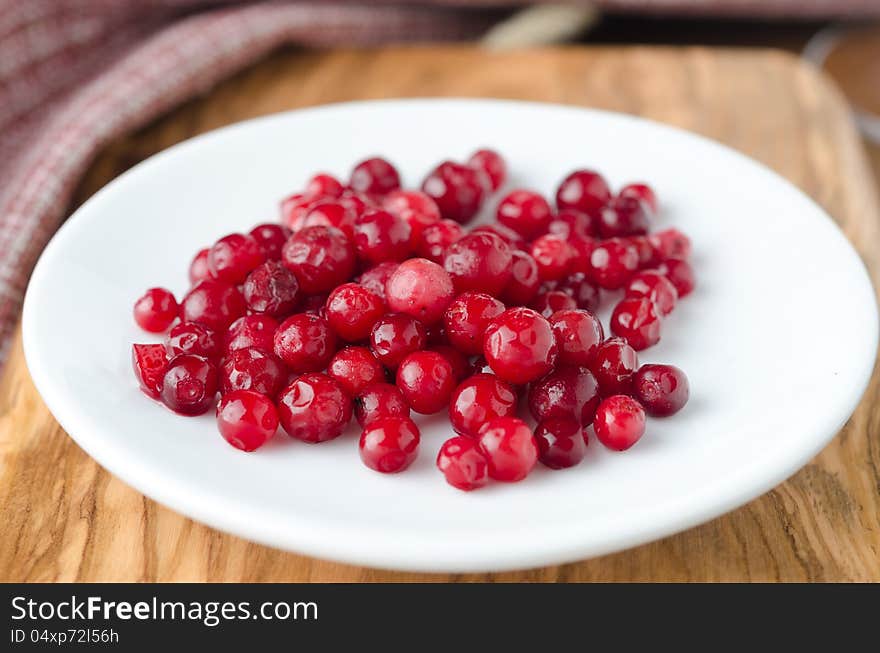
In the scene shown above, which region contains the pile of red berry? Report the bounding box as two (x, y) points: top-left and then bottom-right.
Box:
(131, 149), (692, 491)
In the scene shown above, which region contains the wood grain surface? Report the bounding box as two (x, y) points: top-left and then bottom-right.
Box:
(2, 46), (879, 582)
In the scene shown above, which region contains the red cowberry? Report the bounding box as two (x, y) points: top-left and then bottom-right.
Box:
(626, 271), (678, 316)
(550, 309), (604, 366)
(586, 237), (639, 290)
(528, 365), (600, 425)
(133, 288), (178, 333)
(225, 314), (278, 354)
(357, 261), (399, 300)
(132, 343), (168, 399)
(483, 307), (558, 384)
(382, 190), (441, 247)
(443, 232), (512, 296)
(416, 219), (464, 263)
(359, 416), (420, 473)
(242, 260), (299, 317)
(618, 182), (658, 213)
(443, 291), (506, 355)
(220, 347), (287, 397)
(369, 313), (427, 369)
(249, 223), (291, 261)
(610, 296), (663, 351)
(555, 169), (611, 216)
(207, 233), (264, 284)
(598, 195), (650, 238)
(179, 280), (246, 332)
(548, 209), (599, 240)
(496, 189), (553, 239)
(430, 345), (470, 381)
(500, 250), (540, 306)
(166, 321), (221, 359)
(627, 235), (661, 269)
(421, 161), (486, 224)
(216, 390), (279, 452)
(189, 248), (211, 285)
(467, 148), (506, 191)
(650, 227), (691, 261)
(353, 209), (411, 265)
(327, 346), (386, 397)
(555, 272), (601, 313)
(567, 236), (597, 275)
(325, 283), (386, 342)
(437, 436), (490, 491)
(280, 192), (324, 231)
(589, 337), (639, 395)
(530, 234), (575, 282)
(594, 395), (646, 451)
(385, 257), (455, 325)
(396, 351), (456, 414)
(633, 364), (689, 417)
(160, 354), (219, 416)
(303, 201), (358, 240)
(277, 373), (352, 443)
(354, 382), (410, 427)
(531, 290), (577, 319)
(535, 418), (587, 469)
(281, 225), (356, 294)
(350, 157), (401, 196)
(448, 373), (518, 437)
(657, 257), (695, 297)
(306, 173), (344, 199)
(273, 313), (337, 373)
(477, 417), (538, 482)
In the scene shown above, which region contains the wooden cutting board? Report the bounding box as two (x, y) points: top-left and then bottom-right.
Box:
(2, 46), (879, 582)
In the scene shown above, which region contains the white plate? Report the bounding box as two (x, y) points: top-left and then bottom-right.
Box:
(23, 99), (878, 572)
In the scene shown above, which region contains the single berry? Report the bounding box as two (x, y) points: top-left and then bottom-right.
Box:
(132, 344), (168, 399)
(483, 307), (558, 384)
(467, 148), (506, 191)
(395, 351), (456, 414)
(586, 237), (639, 290)
(448, 373), (517, 437)
(610, 296), (663, 351)
(225, 314), (279, 354)
(657, 258), (695, 297)
(207, 233), (264, 284)
(357, 261), (400, 300)
(303, 201), (358, 240)
(179, 280), (246, 332)
(273, 313), (337, 373)
(594, 395), (646, 451)
(220, 347), (287, 397)
(649, 228), (691, 261)
(189, 248), (211, 285)
(430, 345), (470, 381)
(496, 189), (552, 239)
(354, 382), (410, 427)
(618, 182), (658, 213)
(385, 257), (455, 325)
(160, 354), (219, 416)
(166, 321), (221, 359)
(567, 237), (597, 275)
(437, 436), (490, 491)
(598, 195), (650, 238)
(550, 309), (604, 366)
(626, 271), (678, 316)
(530, 234), (575, 282)
(325, 283), (386, 342)
(421, 160), (486, 224)
(281, 225), (356, 294)
(249, 223), (291, 261)
(242, 260), (300, 317)
(633, 364), (689, 416)
(327, 346), (386, 397)
(531, 290), (577, 319)
(547, 209), (599, 240)
(359, 416), (420, 473)
(277, 373), (352, 443)
(477, 417), (538, 482)
(350, 157), (401, 196)
(443, 291), (506, 355)
(382, 190), (441, 247)
(535, 418), (587, 469)
(500, 250), (540, 306)
(353, 209), (411, 265)
(133, 288), (178, 333)
(280, 192), (324, 231)
(416, 219), (464, 263)
(589, 337), (639, 395)
(555, 169), (611, 216)
(443, 232), (512, 296)
(528, 365), (600, 425)
(216, 390), (279, 452)
(369, 313), (427, 368)
(627, 234), (661, 269)
(306, 172), (345, 199)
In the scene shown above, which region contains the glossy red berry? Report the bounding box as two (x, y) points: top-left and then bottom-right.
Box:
(626, 271), (678, 316)
(273, 313), (337, 373)
(633, 364), (689, 417)
(281, 225), (356, 294)
(325, 283), (386, 342)
(416, 219), (464, 263)
(327, 346), (386, 397)
(396, 351), (456, 414)
(586, 237), (639, 290)
(500, 250), (540, 306)
(189, 248), (211, 285)
(548, 209), (599, 240)
(220, 347), (287, 397)
(303, 201), (358, 240)
(619, 182), (658, 213)
(437, 436), (489, 491)
(555, 272), (601, 313)
(357, 261), (399, 300)
(589, 337), (639, 396)
(160, 354), (218, 416)
(448, 373), (517, 437)
(477, 417), (538, 482)
(242, 260), (299, 317)
(216, 390), (279, 452)
(179, 280), (246, 332)
(567, 236), (597, 275)
(594, 395), (646, 451)
(483, 307), (558, 385)
(207, 233), (264, 284)
(627, 235), (662, 269)
(470, 223), (526, 252)
(421, 160), (486, 224)
(133, 287), (178, 333)
(496, 189), (552, 239)
(249, 223), (291, 261)
(657, 257), (695, 298)
(430, 345), (470, 382)
(359, 416), (420, 473)
(443, 232), (512, 296)
(530, 234), (574, 282)
(385, 257), (455, 325)
(610, 296), (663, 351)
(225, 314), (278, 354)
(556, 169), (611, 216)
(650, 228), (691, 262)
(369, 313), (427, 368)
(354, 382), (410, 427)
(528, 365), (600, 425)
(531, 290), (577, 319)
(598, 195), (650, 238)
(353, 209), (411, 265)
(382, 190), (441, 247)
(166, 321), (221, 359)
(535, 418), (587, 470)
(467, 148), (506, 191)
(350, 157), (401, 196)
(280, 192), (323, 231)
(306, 172), (345, 199)
(550, 309), (604, 366)
(443, 291), (506, 355)
(278, 372), (352, 442)
(132, 343), (168, 399)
